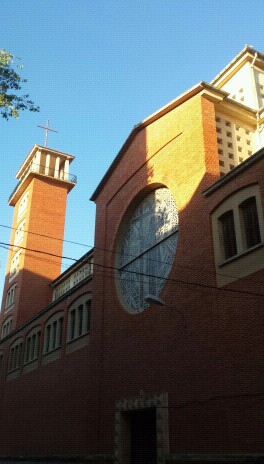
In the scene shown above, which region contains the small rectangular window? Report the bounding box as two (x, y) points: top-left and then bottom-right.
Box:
(219, 210), (237, 260)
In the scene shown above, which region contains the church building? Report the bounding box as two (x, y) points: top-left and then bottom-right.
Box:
(0, 45), (263, 463)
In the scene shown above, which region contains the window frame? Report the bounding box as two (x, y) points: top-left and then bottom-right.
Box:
(218, 210), (237, 260)
(211, 184), (264, 286)
(116, 187), (179, 314)
(9, 250), (22, 282)
(5, 284), (17, 311)
(14, 219), (26, 248)
(239, 196), (261, 249)
(17, 191), (29, 221)
(43, 312), (64, 355)
(42, 311), (64, 365)
(1, 316), (13, 339)
(23, 325), (41, 366)
(67, 295), (91, 344)
(7, 337), (24, 375)
(66, 294), (91, 354)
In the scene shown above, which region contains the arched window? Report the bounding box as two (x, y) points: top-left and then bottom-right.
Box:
(67, 295), (91, 342)
(1, 316), (13, 339)
(218, 210), (237, 259)
(42, 312), (64, 365)
(239, 196), (261, 249)
(24, 326), (41, 365)
(43, 312), (63, 354)
(5, 284), (17, 311)
(8, 337), (23, 374)
(211, 184), (264, 286)
(116, 187), (179, 313)
(66, 295), (91, 354)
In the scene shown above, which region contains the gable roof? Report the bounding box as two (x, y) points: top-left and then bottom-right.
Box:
(211, 45), (264, 88)
(90, 81), (226, 201)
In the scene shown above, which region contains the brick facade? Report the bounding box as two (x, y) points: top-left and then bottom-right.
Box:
(0, 47), (263, 462)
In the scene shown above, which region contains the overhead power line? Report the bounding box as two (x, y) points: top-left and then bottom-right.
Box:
(1, 223), (264, 285)
(0, 224), (89, 249)
(0, 240), (264, 299)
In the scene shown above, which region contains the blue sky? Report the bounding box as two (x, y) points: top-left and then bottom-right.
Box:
(0, 0), (264, 295)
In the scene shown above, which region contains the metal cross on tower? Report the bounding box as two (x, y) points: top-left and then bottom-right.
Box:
(37, 120), (58, 147)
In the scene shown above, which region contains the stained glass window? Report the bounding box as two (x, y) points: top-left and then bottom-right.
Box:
(117, 188), (178, 313)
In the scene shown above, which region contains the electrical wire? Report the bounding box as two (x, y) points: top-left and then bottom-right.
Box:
(1, 222), (264, 284)
(0, 240), (264, 299)
(0, 224), (89, 249)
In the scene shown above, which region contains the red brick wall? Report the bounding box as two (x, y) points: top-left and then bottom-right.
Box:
(0, 280), (94, 457)
(0, 92), (263, 458)
(90, 94), (264, 454)
(0, 176), (69, 329)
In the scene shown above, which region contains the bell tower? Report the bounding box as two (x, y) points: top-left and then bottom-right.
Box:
(0, 145), (76, 334)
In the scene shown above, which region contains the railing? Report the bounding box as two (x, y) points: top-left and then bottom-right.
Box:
(52, 260), (93, 301)
(9, 161), (77, 203)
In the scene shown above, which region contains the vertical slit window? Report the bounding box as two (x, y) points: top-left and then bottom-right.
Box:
(58, 318), (63, 347)
(35, 332), (40, 359)
(240, 197), (261, 249)
(70, 310), (75, 340)
(78, 305), (83, 336)
(219, 210), (237, 259)
(31, 334), (36, 360)
(86, 301), (91, 333)
(45, 325), (51, 353)
(52, 321), (57, 349)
